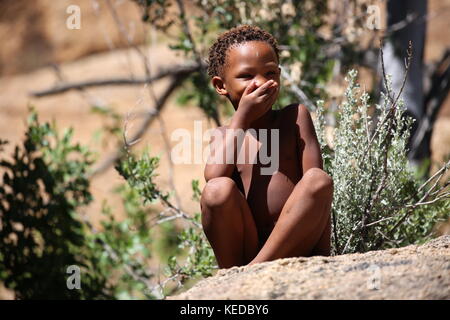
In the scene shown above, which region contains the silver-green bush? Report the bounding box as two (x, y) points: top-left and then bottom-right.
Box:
(314, 70), (449, 254)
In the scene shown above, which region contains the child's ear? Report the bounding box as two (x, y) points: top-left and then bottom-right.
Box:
(212, 76), (228, 96)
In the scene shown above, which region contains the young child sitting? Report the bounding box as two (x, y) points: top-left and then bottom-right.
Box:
(201, 25), (333, 268)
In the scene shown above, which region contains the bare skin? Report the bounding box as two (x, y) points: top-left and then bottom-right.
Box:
(201, 40), (333, 268)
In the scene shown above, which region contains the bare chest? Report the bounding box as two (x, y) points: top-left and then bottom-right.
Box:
(236, 123), (301, 226)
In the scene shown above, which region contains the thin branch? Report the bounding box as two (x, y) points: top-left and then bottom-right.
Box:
(384, 160), (450, 211)
(361, 41), (413, 161)
(341, 221), (362, 254)
(146, 204), (199, 229)
(107, 1), (187, 208)
(82, 216), (157, 298)
(378, 162), (449, 214)
(148, 273), (180, 299)
(279, 65), (315, 111)
(374, 228), (393, 247)
(418, 160), (450, 193)
(431, 180), (450, 196)
(365, 216), (396, 228)
(158, 196), (202, 229)
(154, 213), (184, 225)
(406, 192), (449, 207)
(104, 0), (152, 78)
(384, 10), (444, 37)
(341, 233), (354, 254)
(175, 0), (203, 69)
(156, 115), (183, 210)
(390, 41), (413, 111)
(174, 0), (221, 126)
(387, 173), (448, 238)
(30, 62), (200, 97)
(88, 75), (187, 178)
(380, 39), (395, 103)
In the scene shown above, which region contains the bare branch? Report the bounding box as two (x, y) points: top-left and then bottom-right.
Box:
(365, 216), (396, 228)
(387, 172), (449, 237)
(175, 0), (203, 69)
(30, 62), (201, 97)
(82, 216), (156, 298)
(279, 65), (315, 111)
(88, 75), (187, 178)
(406, 192), (449, 207)
(341, 233), (354, 255)
(378, 160), (449, 215)
(418, 160), (450, 193)
(156, 115), (183, 210)
(341, 221), (362, 254)
(380, 38), (394, 103)
(107, 1), (187, 207)
(149, 273), (180, 299)
(157, 196), (202, 229)
(174, 0), (221, 127)
(431, 180), (450, 196)
(361, 41), (413, 161)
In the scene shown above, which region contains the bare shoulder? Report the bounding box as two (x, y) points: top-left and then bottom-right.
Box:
(278, 103), (313, 127)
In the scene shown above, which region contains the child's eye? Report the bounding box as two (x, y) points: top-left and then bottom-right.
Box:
(239, 74), (253, 79)
(266, 71), (277, 76)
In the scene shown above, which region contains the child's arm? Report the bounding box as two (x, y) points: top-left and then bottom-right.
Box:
(204, 125), (237, 182)
(296, 104), (323, 175)
(204, 80), (278, 182)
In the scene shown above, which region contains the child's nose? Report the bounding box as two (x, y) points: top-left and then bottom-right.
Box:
(254, 76), (269, 87)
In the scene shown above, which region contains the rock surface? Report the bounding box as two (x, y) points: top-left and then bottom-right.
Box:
(0, 0), (145, 75)
(171, 236), (450, 300)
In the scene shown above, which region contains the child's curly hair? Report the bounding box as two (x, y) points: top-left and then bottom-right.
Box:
(207, 25), (280, 78)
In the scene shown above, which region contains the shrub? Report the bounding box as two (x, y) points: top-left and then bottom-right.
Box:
(314, 70), (450, 254)
(115, 149), (216, 298)
(0, 110), (110, 299)
(0, 111), (158, 299)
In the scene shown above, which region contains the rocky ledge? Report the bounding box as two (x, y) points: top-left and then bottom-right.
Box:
(171, 236), (450, 300)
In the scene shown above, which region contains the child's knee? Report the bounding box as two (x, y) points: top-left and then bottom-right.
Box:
(201, 176), (237, 208)
(301, 168), (333, 198)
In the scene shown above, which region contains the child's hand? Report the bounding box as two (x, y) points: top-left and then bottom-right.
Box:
(233, 79), (278, 128)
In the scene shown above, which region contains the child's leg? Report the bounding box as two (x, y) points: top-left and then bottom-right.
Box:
(249, 168), (333, 265)
(200, 177), (259, 268)
(310, 214), (331, 256)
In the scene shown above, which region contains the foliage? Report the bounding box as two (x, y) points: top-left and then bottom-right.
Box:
(116, 148), (165, 204)
(89, 184), (155, 300)
(115, 150), (216, 298)
(0, 110), (110, 299)
(0, 108), (215, 299)
(0, 111), (159, 299)
(314, 70), (450, 254)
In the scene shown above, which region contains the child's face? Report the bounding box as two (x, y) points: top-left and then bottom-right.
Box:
(214, 41), (280, 109)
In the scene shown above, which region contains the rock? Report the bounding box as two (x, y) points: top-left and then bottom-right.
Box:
(0, 0), (145, 75)
(170, 236), (450, 300)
